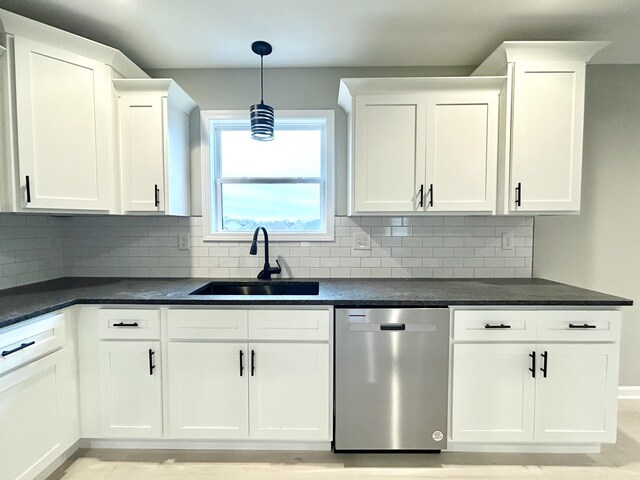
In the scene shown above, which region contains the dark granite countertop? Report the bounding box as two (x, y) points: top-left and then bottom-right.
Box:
(0, 277), (632, 330)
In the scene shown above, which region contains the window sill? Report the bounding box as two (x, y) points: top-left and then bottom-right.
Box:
(202, 231), (335, 242)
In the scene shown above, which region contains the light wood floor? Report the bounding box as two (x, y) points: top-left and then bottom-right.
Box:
(48, 400), (640, 479)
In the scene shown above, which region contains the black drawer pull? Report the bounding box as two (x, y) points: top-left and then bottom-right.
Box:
(380, 323), (406, 331)
(418, 184), (424, 208)
(113, 322), (139, 328)
(239, 350), (244, 377)
(515, 182), (522, 207)
(2, 341), (36, 357)
(148, 349), (155, 375)
(484, 323), (512, 329)
(569, 323), (597, 329)
(154, 184), (160, 207)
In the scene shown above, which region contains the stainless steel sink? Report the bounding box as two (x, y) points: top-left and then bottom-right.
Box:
(189, 281), (320, 296)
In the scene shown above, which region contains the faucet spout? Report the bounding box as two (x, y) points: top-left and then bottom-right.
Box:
(249, 226), (281, 280)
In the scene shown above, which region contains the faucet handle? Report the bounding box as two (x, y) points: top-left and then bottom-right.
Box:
(272, 259), (282, 274)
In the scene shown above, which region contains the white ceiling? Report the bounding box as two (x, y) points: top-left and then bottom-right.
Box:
(1, 0), (639, 69)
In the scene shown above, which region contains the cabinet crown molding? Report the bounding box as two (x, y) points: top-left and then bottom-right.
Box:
(337, 76), (506, 114)
(0, 8), (147, 78)
(113, 78), (197, 114)
(472, 41), (611, 76)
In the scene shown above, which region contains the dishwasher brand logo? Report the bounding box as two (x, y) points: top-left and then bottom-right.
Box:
(432, 431), (444, 442)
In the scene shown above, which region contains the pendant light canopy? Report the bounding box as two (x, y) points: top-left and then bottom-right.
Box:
(250, 41), (274, 141)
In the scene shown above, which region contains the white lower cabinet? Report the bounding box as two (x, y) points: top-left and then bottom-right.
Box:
(166, 308), (332, 443)
(98, 341), (162, 438)
(168, 342), (249, 439)
(534, 343), (618, 443)
(450, 309), (621, 446)
(249, 343), (330, 441)
(0, 310), (76, 480)
(451, 343), (535, 442)
(0, 352), (65, 480)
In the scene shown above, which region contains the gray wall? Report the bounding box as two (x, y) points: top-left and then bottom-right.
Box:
(534, 65), (640, 386)
(148, 66), (473, 215)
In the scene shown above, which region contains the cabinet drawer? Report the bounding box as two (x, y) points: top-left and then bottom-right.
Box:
(0, 312), (65, 376)
(97, 308), (160, 340)
(452, 310), (537, 341)
(536, 311), (621, 342)
(248, 310), (330, 341)
(167, 309), (248, 340)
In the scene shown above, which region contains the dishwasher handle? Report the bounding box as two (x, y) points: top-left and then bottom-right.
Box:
(380, 323), (406, 331)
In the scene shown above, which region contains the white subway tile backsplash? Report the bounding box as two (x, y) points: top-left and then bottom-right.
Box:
(0, 214), (534, 287)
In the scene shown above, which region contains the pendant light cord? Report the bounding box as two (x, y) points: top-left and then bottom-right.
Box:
(260, 55), (264, 104)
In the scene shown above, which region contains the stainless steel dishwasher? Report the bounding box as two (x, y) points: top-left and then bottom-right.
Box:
(335, 308), (450, 451)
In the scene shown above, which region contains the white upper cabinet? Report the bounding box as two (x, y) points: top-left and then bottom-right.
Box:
(113, 79), (196, 216)
(426, 92), (498, 212)
(12, 36), (113, 211)
(339, 77), (503, 215)
(353, 94), (426, 212)
(0, 8), (148, 214)
(473, 41), (609, 214)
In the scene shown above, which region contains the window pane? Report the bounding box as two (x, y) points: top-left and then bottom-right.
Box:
(220, 129), (321, 178)
(221, 184), (321, 232)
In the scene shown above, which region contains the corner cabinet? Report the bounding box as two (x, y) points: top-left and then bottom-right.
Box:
(473, 41), (609, 214)
(449, 309), (620, 447)
(113, 79), (196, 216)
(339, 77), (502, 215)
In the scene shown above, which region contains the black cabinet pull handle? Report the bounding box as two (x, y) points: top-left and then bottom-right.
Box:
(148, 349), (155, 376)
(484, 323), (512, 329)
(251, 350), (256, 376)
(529, 351), (536, 378)
(2, 341), (35, 357)
(154, 184), (160, 207)
(569, 323), (597, 329)
(427, 183), (434, 207)
(380, 323), (406, 331)
(25, 176), (31, 203)
(113, 322), (139, 328)
(540, 351), (548, 378)
(418, 184), (424, 208)
(515, 182), (522, 207)
(239, 350), (244, 377)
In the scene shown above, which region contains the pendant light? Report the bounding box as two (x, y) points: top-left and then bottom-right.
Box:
(250, 41), (274, 141)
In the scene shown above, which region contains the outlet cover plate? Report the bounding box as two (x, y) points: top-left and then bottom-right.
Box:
(353, 232), (371, 250)
(178, 232), (190, 250)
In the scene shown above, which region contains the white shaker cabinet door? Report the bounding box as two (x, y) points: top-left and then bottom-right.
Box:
(510, 61), (586, 212)
(13, 37), (113, 211)
(119, 94), (165, 212)
(167, 342), (249, 439)
(0, 352), (65, 480)
(248, 343), (330, 441)
(534, 343), (619, 443)
(450, 343), (536, 443)
(98, 341), (162, 438)
(353, 95), (426, 213)
(425, 92), (498, 213)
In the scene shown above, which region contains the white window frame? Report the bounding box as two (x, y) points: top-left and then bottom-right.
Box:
(201, 110), (335, 241)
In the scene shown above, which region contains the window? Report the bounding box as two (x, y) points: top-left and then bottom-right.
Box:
(201, 110), (334, 241)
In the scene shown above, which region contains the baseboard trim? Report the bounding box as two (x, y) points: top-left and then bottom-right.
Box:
(446, 442), (601, 454)
(618, 386), (640, 399)
(33, 441), (82, 480)
(79, 438), (332, 451)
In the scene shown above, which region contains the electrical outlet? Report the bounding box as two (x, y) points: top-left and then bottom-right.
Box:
(353, 232), (371, 250)
(502, 232), (514, 250)
(178, 232), (190, 250)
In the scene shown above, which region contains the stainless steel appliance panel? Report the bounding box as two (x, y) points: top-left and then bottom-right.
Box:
(335, 308), (450, 451)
